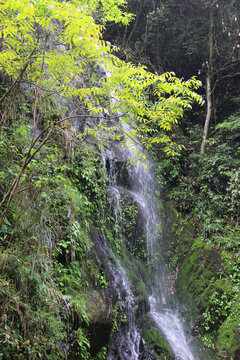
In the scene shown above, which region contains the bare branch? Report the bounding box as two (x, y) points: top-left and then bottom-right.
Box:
(13, 187), (30, 196)
(0, 51), (35, 104)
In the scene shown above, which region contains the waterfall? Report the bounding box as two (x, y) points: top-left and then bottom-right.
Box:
(88, 65), (199, 359)
(98, 118), (198, 360)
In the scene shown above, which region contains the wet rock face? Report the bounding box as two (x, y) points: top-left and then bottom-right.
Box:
(106, 157), (148, 256)
(176, 247), (222, 315)
(175, 245), (223, 341)
(105, 158), (133, 189)
(87, 290), (113, 324)
(119, 192), (147, 258)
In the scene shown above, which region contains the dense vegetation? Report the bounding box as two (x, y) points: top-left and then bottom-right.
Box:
(115, 0), (240, 357)
(106, 0), (240, 357)
(156, 116), (240, 357)
(0, 0), (240, 359)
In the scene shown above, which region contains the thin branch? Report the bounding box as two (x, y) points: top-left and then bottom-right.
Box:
(126, 0), (143, 44)
(219, 72), (240, 80)
(57, 113), (127, 122)
(30, 112), (127, 148)
(211, 71), (240, 95)
(23, 81), (58, 94)
(13, 187), (30, 196)
(0, 127), (53, 227)
(0, 52), (34, 104)
(26, 127), (53, 166)
(212, 59), (240, 77)
(0, 89), (39, 210)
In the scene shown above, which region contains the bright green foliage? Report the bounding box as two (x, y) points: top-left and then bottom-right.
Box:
(99, 65), (203, 155)
(0, 0), (203, 157)
(0, 1), (205, 359)
(0, 0), (106, 87)
(0, 249), (65, 359)
(76, 327), (91, 359)
(216, 108), (240, 133)
(74, 0), (134, 25)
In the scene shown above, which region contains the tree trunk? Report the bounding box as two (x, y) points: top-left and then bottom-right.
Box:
(200, 76), (212, 153)
(200, 5), (214, 154)
(126, 0), (143, 44)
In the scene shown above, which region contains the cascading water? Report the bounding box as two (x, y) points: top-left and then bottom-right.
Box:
(100, 120), (198, 360)
(88, 65), (200, 359)
(102, 153), (142, 360)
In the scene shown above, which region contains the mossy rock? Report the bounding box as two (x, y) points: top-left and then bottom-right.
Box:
(176, 245), (222, 323)
(217, 301), (240, 359)
(86, 289), (113, 324)
(142, 328), (174, 359)
(164, 202), (198, 265)
(86, 290), (114, 356)
(120, 192), (147, 259)
(175, 240), (240, 359)
(142, 316), (174, 359)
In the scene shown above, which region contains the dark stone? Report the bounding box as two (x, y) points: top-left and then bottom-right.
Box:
(88, 321), (112, 356)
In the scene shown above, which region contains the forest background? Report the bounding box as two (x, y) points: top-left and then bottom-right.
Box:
(0, 0), (240, 359)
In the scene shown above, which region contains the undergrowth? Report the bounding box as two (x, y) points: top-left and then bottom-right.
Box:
(0, 89), (110, 359)
(155, 109), (240, 358)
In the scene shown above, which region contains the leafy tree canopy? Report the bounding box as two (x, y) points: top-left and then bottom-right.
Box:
(0, 0), (202, 155)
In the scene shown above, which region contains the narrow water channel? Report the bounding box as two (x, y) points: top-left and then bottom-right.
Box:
(99, 119), (196, 359)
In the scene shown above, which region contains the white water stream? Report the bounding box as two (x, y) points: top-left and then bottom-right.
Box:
(92, 65), (198, 359)
(102, 120), (196, 359)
